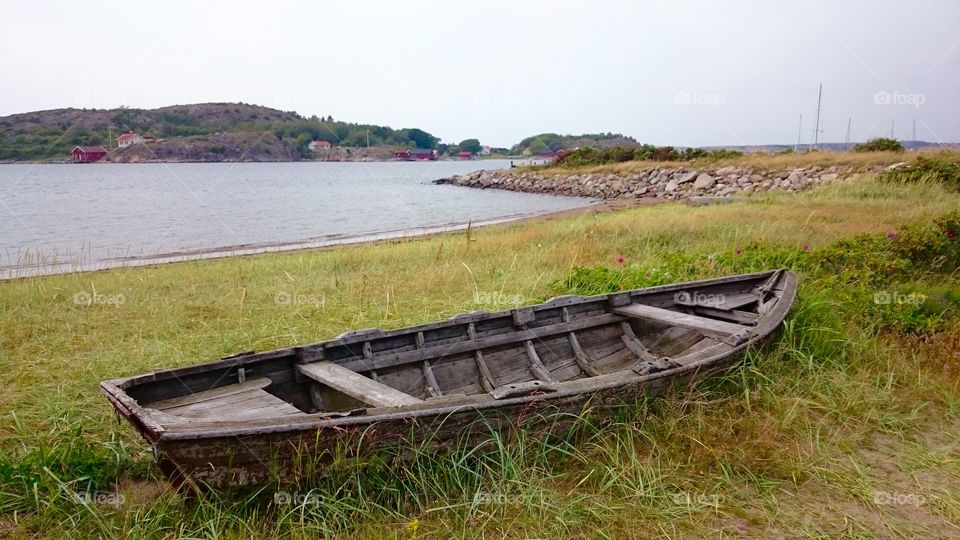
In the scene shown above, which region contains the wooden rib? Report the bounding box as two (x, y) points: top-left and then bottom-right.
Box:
(613, 303), (748, 338)
(361, 341), (380, 382)
(561, 307), (600, 377)
(467, 323), (496, 392)
(417, 332), (442, 398)
(338, 312), (624, 372)
(524, 340), (556, 382)
(619, 322), (660, 363)
(296, 362), (422, 407)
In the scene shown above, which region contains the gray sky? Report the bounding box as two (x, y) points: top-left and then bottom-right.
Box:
(2, 0), (958, 147)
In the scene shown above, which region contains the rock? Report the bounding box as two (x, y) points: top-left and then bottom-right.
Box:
(820, 173), (838, 182)
(719, 186), (739, 196)
(693, 173), (716, 190)
(664, 179), (680, 192)
(677, 171), (699, 184)
(886, 162), (907, 170)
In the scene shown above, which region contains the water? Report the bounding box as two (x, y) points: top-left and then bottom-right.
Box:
(0, 160), (590, 278)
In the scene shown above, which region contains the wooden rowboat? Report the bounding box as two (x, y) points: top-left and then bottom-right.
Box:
(101, 269), (797, 488)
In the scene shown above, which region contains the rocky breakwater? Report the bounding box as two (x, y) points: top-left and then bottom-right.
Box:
(436, 165), (851, 200)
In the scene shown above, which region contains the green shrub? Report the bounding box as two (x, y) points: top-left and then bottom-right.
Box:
(551, 146), (744, 168)
(884, 155), (960, 192)
(868, 285), (960, 334)
(851, 137), (904, 152)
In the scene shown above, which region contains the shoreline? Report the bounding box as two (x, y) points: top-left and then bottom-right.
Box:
(0, 197), (666, 282)
(0, 157), (531, 166)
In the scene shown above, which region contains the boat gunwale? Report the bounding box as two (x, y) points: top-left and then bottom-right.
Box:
(100, 269), (798, 442)
(103, 268), (782, 390)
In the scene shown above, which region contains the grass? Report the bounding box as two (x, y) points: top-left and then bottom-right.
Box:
(521, 149), (956, 177)
(1, 170), (959, 538)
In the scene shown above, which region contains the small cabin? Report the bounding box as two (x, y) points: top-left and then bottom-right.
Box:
(411, 149), (438, 160)
(117, 132), (145, 148)
(308, 140), (332, 151)
(71, 146), (108, 163)
(457, 151), (474, 159)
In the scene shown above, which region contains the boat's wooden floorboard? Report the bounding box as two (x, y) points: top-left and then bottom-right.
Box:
(147, 377), (272, 410)
(148, 379), (305, 421)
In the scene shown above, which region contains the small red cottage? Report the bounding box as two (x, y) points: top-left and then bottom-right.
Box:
(308, 140), (332, 151)
(71, 145), (108, 163)
(394, 149), (438, 161)
(457, 151), (474, 159)
(412, 149), (438, 160)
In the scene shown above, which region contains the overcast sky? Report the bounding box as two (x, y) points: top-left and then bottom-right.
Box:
(2, 0), (958, 147)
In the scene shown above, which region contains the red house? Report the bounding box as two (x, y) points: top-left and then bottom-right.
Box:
(457, 151), (474, 159)
(412, 149), (438, 160)
(71, 145), (108, 163)
(394, 149), (438, 161)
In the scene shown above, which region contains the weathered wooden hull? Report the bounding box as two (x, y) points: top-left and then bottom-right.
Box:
(102, 269), (797, 488)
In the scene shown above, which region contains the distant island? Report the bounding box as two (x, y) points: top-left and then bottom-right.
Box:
(3, 102), (954, 164)
(0, 103), (514, 163)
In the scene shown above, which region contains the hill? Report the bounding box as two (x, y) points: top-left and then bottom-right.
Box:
(0, 103), (443, 162)
(512, 132), (639, 155)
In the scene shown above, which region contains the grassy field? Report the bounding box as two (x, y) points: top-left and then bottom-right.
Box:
(523, 149), (956, 177)
(1, 169), (959, 538)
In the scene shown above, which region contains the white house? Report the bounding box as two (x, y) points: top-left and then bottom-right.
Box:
(117, 132), (145, 148)
(308, 140), (333, 151)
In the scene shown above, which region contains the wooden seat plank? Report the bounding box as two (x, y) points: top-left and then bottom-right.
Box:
(613, 303), (748, 337)
(675, 292), (758, 311)
(297, 361), (423, 407)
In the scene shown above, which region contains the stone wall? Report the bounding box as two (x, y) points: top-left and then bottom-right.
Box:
(437, 164), (859, 200)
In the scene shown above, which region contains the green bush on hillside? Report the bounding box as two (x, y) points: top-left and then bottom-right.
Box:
(551, 146), (743, 168)
(852, 137), (904, 152)
(884, 154), (960, 192)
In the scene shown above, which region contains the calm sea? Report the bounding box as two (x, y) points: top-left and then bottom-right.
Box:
(0, 160), (590, 278)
